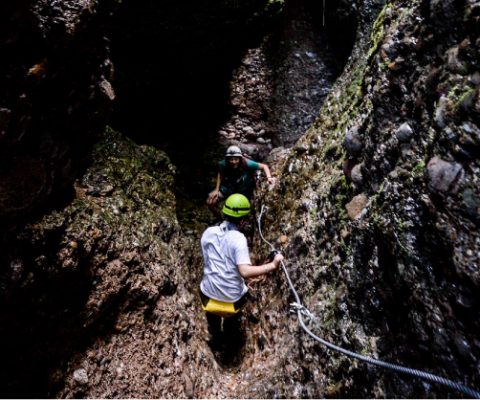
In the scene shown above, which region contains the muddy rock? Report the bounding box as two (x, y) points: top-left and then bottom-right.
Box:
(2, 0), (480, 399)
(343, 126), (363, 156)
(351, 163), (364, 185)
(0, 0), (116, 223)
(462, 188), (480, 219)
(0, 128), (189, 397)
(346, 193), (368, 220)
(434, 95), (449, 129)
(446, 46), (468, 74)
(262, 0), (480, 397)
(427, 156), (464, 194)
(73, 369), (89, 385)
(395, 122), (414, 142)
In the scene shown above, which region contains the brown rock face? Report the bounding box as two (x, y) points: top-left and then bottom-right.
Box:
(427, 156), (464, 194)
(2, 0), (480, 399)
(0, 0), (115, 224)
(346, 193), (368, 220)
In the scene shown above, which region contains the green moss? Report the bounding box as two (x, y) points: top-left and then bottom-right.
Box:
(338, 174), (350, 190)
(59, 126), (180, 248)
(367, 2), (391, 60)
(360, 347), (372, 356)
(346, 72), (365, 104)
(456, 87), (477, 110)
(411, 160), (426, 177)
(334, 195), (349, 222)
(447, 84), (462, 100)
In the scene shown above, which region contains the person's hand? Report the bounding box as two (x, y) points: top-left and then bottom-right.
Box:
(207, 190), (219, 205)
(267, 177), (276, 185)
(272, 253), (284, 269)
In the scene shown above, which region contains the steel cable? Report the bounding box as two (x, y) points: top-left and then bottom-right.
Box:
(256, 204), (480, 399)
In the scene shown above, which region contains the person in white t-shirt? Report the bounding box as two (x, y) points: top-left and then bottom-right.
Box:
(200, 193), (284, 349)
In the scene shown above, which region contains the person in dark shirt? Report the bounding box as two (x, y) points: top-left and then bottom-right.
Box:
(206, 145), (275, 218)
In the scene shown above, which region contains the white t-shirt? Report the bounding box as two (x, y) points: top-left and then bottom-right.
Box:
(200, 221), (251, 302)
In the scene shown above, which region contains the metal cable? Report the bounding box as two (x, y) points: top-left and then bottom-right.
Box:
(256, 204), (480, 399)
(322, 0), (326, 27)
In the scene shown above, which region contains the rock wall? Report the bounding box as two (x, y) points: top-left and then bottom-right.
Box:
(1, 0), (479, 398)
(0, 0), (115, 225)
(0, 128), (190, 397)
(258, 0), (479, 397)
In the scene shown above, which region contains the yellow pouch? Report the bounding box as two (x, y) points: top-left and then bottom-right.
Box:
(202, 298), (239, 317)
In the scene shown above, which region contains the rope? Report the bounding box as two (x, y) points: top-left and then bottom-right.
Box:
(256, 204), (480, 399)
(322, 0), (325, 27)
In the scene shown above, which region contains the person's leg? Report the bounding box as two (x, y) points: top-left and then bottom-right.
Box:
(200, 291), (222, 339)
(223, 293), (249, 347)
(223, 313), (241, 337)
(221, 312), (245, 366)
(206, 312), (222, 337)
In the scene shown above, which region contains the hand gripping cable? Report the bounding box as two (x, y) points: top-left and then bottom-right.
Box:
(257, 204), (480, 399)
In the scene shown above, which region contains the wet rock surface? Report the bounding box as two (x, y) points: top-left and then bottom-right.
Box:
(262, 0), (480, 397)
(427, 156), (464, 194)
(1, 0), (480, 398)
(216, 0), (349, 160)
(1, 129), (205, 397)
(0, 0), (116, 224)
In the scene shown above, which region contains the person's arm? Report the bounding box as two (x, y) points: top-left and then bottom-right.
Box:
(258, 162), (275, 185)
(207, 172), (222, 204)
(214, 172), (221, 192)
(238, 253), (283, 278)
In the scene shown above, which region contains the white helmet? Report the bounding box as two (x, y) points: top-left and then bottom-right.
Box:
(225, 145), (242, 157)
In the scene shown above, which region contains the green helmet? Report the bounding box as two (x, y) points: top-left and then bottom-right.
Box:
(222, 194), (251, 218)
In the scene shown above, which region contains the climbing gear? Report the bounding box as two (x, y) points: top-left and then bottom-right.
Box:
(256, 204), (480, 399)
(222, 194), (251, 218)
(290, 302), (315, 320)
(267, 249), (281, 262)
(200, 292), (248, 317)
(225, 145), (242, 157)
(202, 298), (239, 317)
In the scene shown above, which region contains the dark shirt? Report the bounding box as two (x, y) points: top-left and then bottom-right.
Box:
(218, 158), (260, 199)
